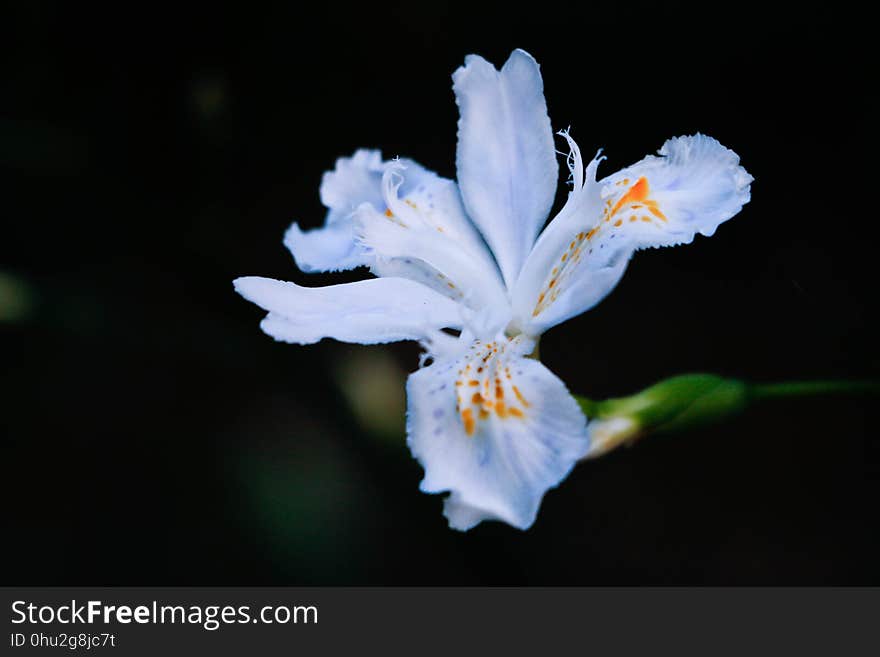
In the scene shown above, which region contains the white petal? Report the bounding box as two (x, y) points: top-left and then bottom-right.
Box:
(597, 134), (753, 249)
(234, 276), (464, 345)
(356, 167), (508, 314)
(319, 149), (387, 219)
(284, 220), (368, 273)
(453, 49), (558, 289)
(406, 335), (590, 530)
(513, 133), (752, 334)
(284, 149), (385, 273)
(511, 131), (622, 335)
(285, 150), (473, 278)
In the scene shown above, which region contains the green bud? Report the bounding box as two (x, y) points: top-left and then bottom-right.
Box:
(577, 374), (749, 459)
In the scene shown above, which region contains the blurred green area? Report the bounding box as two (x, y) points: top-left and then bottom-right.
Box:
(0, 271), (35, 322)
(334, 350), (407, 445)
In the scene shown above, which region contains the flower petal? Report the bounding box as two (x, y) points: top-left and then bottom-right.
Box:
(284, 220), (368, 273)
(356, 166), (508, 314)
(285, 150), (473, 276)
(406, 335), (590, 530)
(284, 149), (385, 273)
(514, 133), (752, 334)
(597, 134), (753, 250)
(453, 49), (558, 289)
(234, 276), (464, 345)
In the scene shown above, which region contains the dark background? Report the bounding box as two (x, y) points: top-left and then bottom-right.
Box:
(2, 1), (877, 584)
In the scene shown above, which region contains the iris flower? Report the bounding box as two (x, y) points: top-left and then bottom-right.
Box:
(235, 49), (752, 530)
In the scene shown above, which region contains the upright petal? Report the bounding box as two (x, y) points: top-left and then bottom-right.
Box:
(406, 335), (590, 530)
(513, 133), (752, 334)
(234, 276), (465, 345)
(453, 49), (558, 289)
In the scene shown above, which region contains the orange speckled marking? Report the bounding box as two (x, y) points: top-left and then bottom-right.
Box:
(533, 177), (667, 318)
(452, 338), (531, 435)
(384, 208), (393, 217)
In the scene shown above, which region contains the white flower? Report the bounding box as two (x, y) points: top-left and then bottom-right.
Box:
(235, 49), (752, 531)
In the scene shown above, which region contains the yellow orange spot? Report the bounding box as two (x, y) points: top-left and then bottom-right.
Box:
(509, 407), (525, 418)
(479, 409), (490, 420)
(462, 408), (475, 435)
(496, 402), (508, 418)
(472, 392), (483, 404)
(629, 216), (638, 222)
(468, 380), (479, 387)
(610, 177), (650, 218)
(614, 219), (623, 227)
(513, 386), (530, 407)
(648, 205), (667, 221)
(384, 208), (393, 217)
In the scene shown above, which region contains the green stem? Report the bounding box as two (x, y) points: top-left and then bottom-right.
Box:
(578, 375), (880, 460)
(749, 380), (880, 401)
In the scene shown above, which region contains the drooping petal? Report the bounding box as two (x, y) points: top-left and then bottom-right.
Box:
(356, 166), (508, 315)
(513, 133), (752, 335)
(284, 220), (367, 273)
(234, 276), (465, 345)
(406, 335), (590, 530)
(453, 49), (558, 289)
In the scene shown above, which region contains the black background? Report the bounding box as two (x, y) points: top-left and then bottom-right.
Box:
(2, 1), (877, 584)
